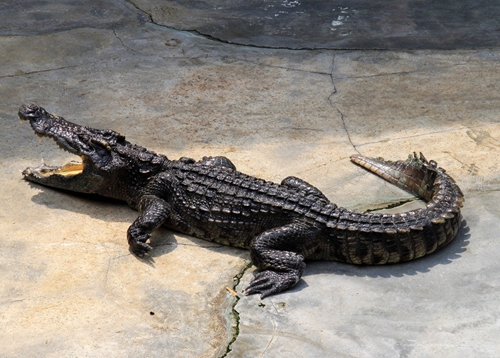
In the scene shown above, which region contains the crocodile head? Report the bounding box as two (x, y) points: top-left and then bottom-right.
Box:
(19, 103), (163, 201)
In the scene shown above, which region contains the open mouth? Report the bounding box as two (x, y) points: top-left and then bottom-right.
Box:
(44, 162), (84, 176)
(18, 103), (97, 186)
(21, 132), (87, 181)
(22, 134), (87, 179)
(19, 103), (119, 192)
(23, 161), (84, 179)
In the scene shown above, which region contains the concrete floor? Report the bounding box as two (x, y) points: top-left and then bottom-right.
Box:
(1, 2), (500, 357)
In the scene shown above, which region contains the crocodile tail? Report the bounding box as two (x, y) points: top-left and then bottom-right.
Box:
(350, 152), (464, 204)
(320, 153), (464, 265)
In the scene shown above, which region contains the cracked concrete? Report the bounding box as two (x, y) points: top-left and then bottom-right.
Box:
(1, 1), (500, 357)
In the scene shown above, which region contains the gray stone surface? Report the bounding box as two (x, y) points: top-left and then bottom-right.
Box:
(1, 2), (500, 358)
(131, 0), (500, 49)
(0, 0), (146, 35)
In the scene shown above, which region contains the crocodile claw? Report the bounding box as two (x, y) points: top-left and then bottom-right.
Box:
(245, 270), (300, 298)
(129, 240), (152, 257)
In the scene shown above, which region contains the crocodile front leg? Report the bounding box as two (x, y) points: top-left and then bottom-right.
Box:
(245, 222), (322, 298)
(127, 195), (170, 256)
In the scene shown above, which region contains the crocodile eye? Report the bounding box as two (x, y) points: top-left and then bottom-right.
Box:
(25, 104), (40, 115)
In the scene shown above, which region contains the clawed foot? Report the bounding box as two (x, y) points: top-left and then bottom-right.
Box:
(129, 240), (152, 257)
(244, 270), (301, 299)
(128, 230), (153, 257)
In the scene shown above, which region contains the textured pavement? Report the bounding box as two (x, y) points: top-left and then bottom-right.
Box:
(1, 2), (499, 357)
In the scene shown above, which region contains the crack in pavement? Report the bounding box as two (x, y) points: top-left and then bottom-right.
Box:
(219, 260), (253, 358)
(333, 68), (426, 81)
(222, 57), (333, 76)
(328, 54), (361, 155)
(336, 107), (360, 155)
(0, 65), (81, 79)
(112, 29), (139, 53)
(330, 59), (486, 81)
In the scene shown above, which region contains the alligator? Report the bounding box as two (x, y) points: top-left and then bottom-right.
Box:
(19, 103), (464, 298)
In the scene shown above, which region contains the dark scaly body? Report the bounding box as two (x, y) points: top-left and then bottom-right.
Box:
(18, 104), (464, 297)
(159, 154), (463, 265)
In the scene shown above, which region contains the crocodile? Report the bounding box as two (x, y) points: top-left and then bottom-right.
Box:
(19, 103), (464, 298)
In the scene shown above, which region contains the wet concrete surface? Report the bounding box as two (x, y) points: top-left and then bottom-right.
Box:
(131, 0), (500, 49)
(1, 1), (499, 357)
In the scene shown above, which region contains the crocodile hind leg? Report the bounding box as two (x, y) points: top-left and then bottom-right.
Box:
(245, 222), (321, 298)
(199, 156), (236, 170)
(178, 156), (237, 170)
(281, 176), (329, 201)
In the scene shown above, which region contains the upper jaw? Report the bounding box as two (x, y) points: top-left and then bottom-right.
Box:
(19, 103), (124, 161)
(19, 103), (97, 157)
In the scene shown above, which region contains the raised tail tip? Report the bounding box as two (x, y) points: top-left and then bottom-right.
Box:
(349, 153), (411, 189)
(349, 154), (366, 164)
(350, 154), (388, 168)
(350, 152), (432, 167)
(349, 154), (366, 162)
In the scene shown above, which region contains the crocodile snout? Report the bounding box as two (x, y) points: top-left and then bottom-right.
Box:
(18, 103), (42, 121)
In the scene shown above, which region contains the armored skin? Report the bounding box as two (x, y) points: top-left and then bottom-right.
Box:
(19, 104), (464, 298)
